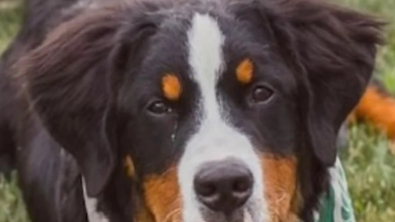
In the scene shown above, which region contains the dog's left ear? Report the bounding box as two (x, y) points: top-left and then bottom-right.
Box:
(233, 0), (384, 165)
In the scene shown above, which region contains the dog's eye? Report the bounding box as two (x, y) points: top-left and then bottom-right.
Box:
(147, 100), (172, 114)
(251, 85), (273, 103)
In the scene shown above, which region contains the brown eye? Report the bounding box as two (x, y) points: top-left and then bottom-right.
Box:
(147, 100), (172, 114)
(251, 85), (273, 103)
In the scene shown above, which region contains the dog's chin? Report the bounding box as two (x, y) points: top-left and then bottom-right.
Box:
(199, 207), (256, 222)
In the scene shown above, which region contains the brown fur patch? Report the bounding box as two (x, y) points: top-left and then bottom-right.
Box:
(353, 85), (395, 140)
(124, 156), (135, 178)
(236, 59), (253, 84)
(143, 166), (181, 222)
(135, 207), (154, 222)
(162, 74), (182, 101)
(261, 154), (299, 222)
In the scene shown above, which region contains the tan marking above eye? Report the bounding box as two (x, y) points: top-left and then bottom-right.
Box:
(162, 74), (182, 101)
(143, 166), (181, 222)
(261, 154), (299, 222)
(124, 155), (135, 178)
(236, 59), (254, 84)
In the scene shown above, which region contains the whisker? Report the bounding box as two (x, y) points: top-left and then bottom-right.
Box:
(160, 208), (182, 222)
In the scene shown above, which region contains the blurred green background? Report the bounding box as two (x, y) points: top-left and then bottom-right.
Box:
(0, 0), (394, 221)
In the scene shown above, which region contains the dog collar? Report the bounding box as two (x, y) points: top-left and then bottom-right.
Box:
(315, 158), (356, 222)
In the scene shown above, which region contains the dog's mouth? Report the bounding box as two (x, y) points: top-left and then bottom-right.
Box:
(198, 202), (264, 222)
(200, 208), (244, 222)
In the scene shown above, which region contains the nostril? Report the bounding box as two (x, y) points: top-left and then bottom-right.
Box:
(195, 182), (217, 197)
(233, 176), (252, 193)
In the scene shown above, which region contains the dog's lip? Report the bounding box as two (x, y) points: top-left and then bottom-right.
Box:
(200, 207), (248, 222)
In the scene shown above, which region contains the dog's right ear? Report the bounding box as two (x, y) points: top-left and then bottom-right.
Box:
(18, 5), (159, 197)
(232, 0), (383, 166)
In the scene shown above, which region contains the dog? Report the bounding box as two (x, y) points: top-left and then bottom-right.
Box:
(0, 0), (386, 221)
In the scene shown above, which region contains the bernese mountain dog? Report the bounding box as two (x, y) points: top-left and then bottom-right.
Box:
(0, 0), (390, 221)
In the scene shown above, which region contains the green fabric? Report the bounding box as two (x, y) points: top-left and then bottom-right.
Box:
(315, 158), (356, 222)
(318, 186), (335, 222)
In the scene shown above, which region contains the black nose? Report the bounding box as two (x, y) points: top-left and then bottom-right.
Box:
(193, 159), (253, 213)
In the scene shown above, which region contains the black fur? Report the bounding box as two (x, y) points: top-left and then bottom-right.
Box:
(0, 0), (384, 221)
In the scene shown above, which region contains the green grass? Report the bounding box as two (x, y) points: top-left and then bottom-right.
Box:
(334, 0), (395, 221)
(0, 174), (28, 222)
(0, 0), (23, 52)
(342, 125), (395, 222)
(0, 0), (394, 222)
(0, 1), (27, 222)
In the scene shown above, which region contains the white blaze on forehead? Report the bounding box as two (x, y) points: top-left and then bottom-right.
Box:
(187, 13), (224, 121)
(178, 14), (268, 222)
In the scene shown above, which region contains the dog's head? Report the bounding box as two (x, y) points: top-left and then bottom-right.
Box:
(19, 0), (383, 221)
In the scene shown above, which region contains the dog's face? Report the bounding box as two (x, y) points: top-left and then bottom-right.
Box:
(120, 11), (300, 221)
(19, 0), (383, 221)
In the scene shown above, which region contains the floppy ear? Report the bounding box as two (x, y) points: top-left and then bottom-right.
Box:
(233, 0), (384, 165)
(18, 6), (158, 196)
(276, 0), (384, 166)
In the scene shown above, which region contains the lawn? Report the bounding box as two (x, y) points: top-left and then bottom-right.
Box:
(0, 0), (394, 222)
